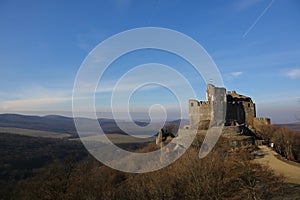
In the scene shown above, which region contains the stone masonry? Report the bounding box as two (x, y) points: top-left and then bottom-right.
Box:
(186, 84), (270, 130)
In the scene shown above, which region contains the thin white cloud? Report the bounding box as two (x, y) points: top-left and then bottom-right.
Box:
(286, 68), (300, 79)
(230, 71), (243, 77)
(0, 97), (72, 111)
(224, 71), (244, 82)
(0, 85), (80, 112)
(1, 68), (191, 115)
(10, 85), (72, 100)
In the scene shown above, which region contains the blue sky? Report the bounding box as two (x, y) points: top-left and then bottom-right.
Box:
(0, 0), (299, 123)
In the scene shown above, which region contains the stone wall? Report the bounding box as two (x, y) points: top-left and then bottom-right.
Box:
(226, 91), (256, 126)
(226, 102), (245, 125)
(243, 101), (256, 126)
(253, 117), (271, 131)
(189, 99), (212, 130)
(189, 99), (200, 129)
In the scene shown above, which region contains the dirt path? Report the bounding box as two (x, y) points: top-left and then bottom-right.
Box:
(254, 145), (300, 184)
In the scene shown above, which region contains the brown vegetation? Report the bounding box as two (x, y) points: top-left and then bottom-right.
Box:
(14, 137), (286, 200)
(254, 124), (300, 162)
(3, 130), (299, 199)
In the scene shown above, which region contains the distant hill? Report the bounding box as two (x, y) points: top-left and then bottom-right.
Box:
(278, 122), (300, 131)
(0, 114), (77, 134)
(0, 114), (128, 136)
(0, 114), (188, 138)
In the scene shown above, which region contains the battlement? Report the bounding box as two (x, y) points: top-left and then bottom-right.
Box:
(189, 100), (212, 108)
(253, 117), (271, 132)
(189, 99), (200, 107)
(253, 117), (271, 125)
(199, 101), (210, 105)
(227, 90), (237, 94)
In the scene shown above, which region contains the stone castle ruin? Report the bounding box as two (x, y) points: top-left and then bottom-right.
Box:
(186, 84), (270, 131)
(156, 84), (271, 147)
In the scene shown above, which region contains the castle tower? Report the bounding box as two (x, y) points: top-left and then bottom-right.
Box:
(189, 84), (226, 129)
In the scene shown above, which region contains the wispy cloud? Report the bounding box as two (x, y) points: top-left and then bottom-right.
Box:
(2, 86), (72, 101)
(0, 85), (75, 112)
(0, 97), (72, 111)
(224, 71), (243, 82)
(230, 71), (243, 77)
(285, 68), (300, 79)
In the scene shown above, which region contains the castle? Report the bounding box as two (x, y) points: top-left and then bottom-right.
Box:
(156, 84), (271, 146)
(186, 84), (270, 131)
